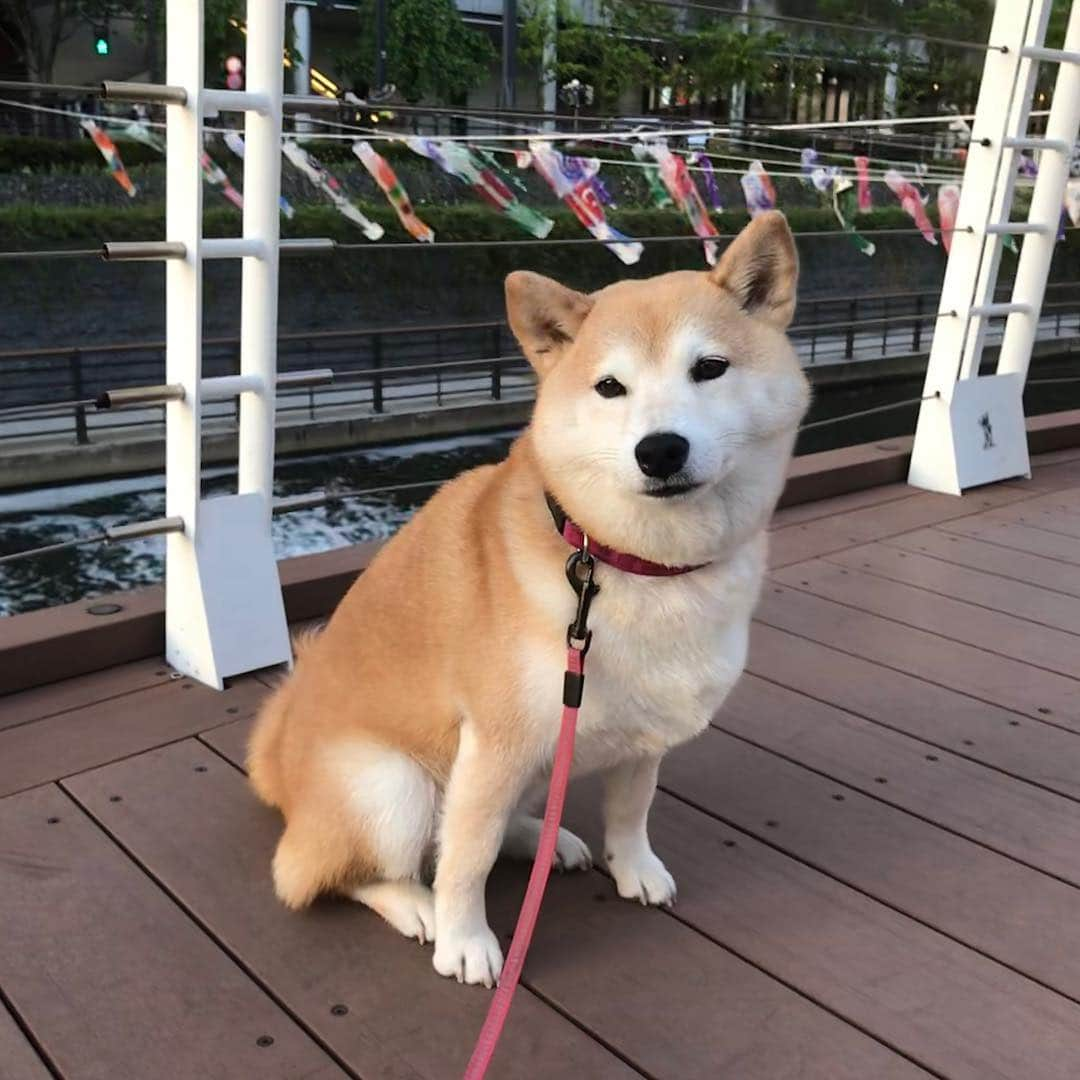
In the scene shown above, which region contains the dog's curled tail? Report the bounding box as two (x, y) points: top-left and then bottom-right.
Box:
(247, 680), (290, 809)
(247, 626), (321, 808)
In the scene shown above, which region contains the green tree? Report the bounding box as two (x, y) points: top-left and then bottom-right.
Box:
(1, 0), (88, 86)
(673, 24), (785, 109)
(803, 0), (992, 114)
(519, 0), (787, 116)
(518, 0), (675, 113)
(124, 0), (245, 86)
(334, 0), (494, 104)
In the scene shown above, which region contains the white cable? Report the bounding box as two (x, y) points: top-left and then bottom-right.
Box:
(1, 93), (1052, 143)
(0, 95), (1034, 189)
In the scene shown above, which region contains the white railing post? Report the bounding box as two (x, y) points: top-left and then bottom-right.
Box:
(163, 0), (292, 689)
(239, 0), (284, 500)
(997, 0), (1080, 384)
(908, 0), (1079, 496)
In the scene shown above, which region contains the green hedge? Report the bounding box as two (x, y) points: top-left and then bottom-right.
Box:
(0, 200), (924, 245)
(0, 134), (164, 171)
(0, 133), (452, 171)
(0, 132), (929, 172)
(5, 201), (1074, 304)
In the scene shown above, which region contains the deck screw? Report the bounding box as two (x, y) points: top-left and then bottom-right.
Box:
(47, 816), (60, 824)
(226, 706), (239, 714)
(765, 819), (778, 828)
(832, 793), (845, 801)
(874, 776), (888, 784)
(962, 739), (974, 747)
(181, 683), (193, 691)
(1038, 707), (1052, 715)
(330, 1004), (348, 1017)
(256, 1036), (274, 1048)
(723, 839), (737, 848)
(1009, 720), (1020, 727)
(109, 795), (122, 803)
(194, 764), (208, 773)
(925, 754), (939, 762)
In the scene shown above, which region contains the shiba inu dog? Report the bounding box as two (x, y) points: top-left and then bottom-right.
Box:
(248, 210), (810, 987)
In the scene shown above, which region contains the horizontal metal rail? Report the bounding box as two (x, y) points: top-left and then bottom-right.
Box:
(8, 223), (1073, 265)
(2, 290), (1077, 445)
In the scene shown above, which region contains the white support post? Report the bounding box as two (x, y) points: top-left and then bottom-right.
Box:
(240, 0), (285, 501)
(164, 0), (291, 689)
(164, 0), (210, 681)
(998, 1), (1080, 384)
(908, 0), (1079, 496)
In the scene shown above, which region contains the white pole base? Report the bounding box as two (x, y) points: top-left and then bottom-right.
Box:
(908, 374), (1031, 496)
(165, 493), (292, 688)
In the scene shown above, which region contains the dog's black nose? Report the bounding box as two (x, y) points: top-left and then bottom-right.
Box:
(635, 432), (690, 479)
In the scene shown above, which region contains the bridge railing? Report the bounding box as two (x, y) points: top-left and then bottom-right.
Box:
(2, 280), (1078, 447)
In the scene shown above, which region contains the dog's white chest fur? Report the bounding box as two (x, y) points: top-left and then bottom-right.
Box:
(517, 534), (765, 774)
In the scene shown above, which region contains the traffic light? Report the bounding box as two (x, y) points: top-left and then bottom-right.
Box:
(93, 25), (109, 56)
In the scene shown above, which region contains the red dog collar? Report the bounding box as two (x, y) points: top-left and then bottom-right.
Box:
(545, 494), (709, 577)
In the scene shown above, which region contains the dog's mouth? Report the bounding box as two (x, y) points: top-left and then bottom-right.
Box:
(642, 481), (702, 499)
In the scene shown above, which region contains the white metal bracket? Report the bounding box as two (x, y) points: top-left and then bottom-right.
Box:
(164, 0), (291, 688)
(909, 0), (1080, 495)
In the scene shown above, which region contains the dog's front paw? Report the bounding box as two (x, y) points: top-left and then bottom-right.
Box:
(433, 926), (504, 987)
(607, 847), (677, 907)
(554, 827), (593, 872)
(502, 818), (593, 871)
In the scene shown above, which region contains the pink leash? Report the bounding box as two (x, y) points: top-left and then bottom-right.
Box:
(463, 545), (597, 1080)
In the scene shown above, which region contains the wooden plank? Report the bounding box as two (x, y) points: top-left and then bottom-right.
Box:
(0, 676), (267, 797)
(772, 559), (1080, 679)
(0, 784), (344, 1080)
(0, 586), (167, 696)
(887, 528), (1080, 598)
(754, 586), (1080, 731)
(65, 740), (637, 1080)
(748, 622), (1080, 802)
(485, 861), (927, 1080)
(191, 729), (921, 1079)
(562, 785), (1080, 1080)
(1018, 451), (1080, 490)
(1029, 445), (1080, 466)
(0, 657), (172, 734)
(768, 486), (1032, 569)
(0, 1003), (51, 1080)
(770, 484), (915, 530)
(1008, 504), (1080, 539)
(202, 714), (249, 762)
(938, 518), (1080, 566)
(719, 674), (1080, 885)
(660, 728), (1080, 1002)
(823, 543), (1080, 637)
(951, 491), (1080, 536)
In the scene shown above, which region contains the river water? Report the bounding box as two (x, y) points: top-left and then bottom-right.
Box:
(0, 431), (517, 616)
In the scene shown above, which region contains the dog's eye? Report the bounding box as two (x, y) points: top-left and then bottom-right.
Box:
(691, 356), (730, 382)
(594, 376), (627, 398)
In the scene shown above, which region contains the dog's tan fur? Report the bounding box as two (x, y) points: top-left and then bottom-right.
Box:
(248, 211), (810, 985)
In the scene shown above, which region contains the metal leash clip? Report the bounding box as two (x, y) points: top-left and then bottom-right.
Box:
(565, 535), (599, 655)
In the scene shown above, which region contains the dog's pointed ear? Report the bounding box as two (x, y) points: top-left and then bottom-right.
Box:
(710, 210), (798, 329)
(505, 271), (594, 375)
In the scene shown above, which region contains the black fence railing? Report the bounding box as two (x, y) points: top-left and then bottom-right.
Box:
(2, 282), (1078, 447)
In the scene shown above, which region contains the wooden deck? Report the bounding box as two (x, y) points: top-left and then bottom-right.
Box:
(6, 448), (1080, 1079)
